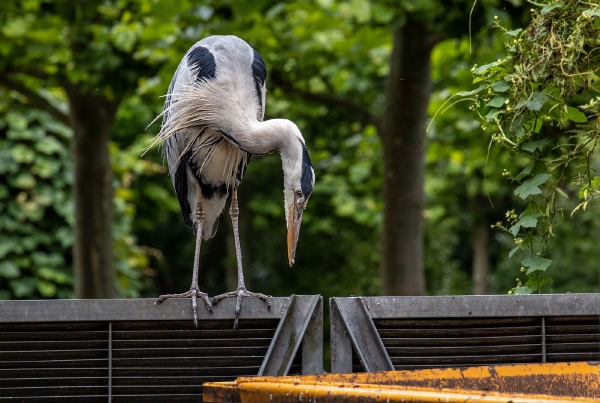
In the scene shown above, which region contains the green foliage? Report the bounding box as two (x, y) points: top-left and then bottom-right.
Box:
(0, 95), (158, 299)
(0, 104), (74, 299)
(470, 1), (600, 293)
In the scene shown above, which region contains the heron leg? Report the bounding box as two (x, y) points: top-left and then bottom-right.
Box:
(155, 186), (212, 327)
(213, 189), (270, 329)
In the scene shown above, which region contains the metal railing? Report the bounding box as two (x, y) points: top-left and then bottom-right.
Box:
(0, 294), (322, 402)
(330, 294), (600, 373)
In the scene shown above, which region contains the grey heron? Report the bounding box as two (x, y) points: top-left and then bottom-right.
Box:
(150, 35), (315, 328)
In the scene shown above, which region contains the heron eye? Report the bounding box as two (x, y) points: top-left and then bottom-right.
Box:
(296, 190), (303, 198)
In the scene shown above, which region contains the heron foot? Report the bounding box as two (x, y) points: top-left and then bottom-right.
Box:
(155, 287), (212, 328)
(213, 287), (271, 329)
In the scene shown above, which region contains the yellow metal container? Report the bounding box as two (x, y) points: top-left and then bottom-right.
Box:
(203, 362), (600, 402)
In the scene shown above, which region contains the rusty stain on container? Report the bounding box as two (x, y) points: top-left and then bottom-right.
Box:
(203, 362), (600, 402)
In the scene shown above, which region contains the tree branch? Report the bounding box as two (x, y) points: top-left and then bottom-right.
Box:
(270, 71), (378, 127)
(0, 75), (70, 126)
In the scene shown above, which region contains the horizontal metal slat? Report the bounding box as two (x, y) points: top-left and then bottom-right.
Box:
(113, 337), (272, 349)
(112, 356), (264, 367)
(111, 329), (276, 340)
(0, 386), (107, 398)
(111, 394), (201, 403)
(546, 342), (600, 353)
(547, 352), (600, 361)
(112, 385), (203, 395)
(0, 340), (108, 351)
(112, 346), (267, 358)
(381, 335), (541, 347)
(374, 317), (540, 329)
(0, 368), (108, 379)
(390, 353), (541, 366)
(546, 333), (600, 343)
(0, 331), (107, 342)
(0, 377), (107, 388)
(111, 319), (278, 331)
(378, 326), (541, 338)
(545, 325), (600, 335)
(386, 343), (541, 357)
(112, 375), (244, 386)
(0, 358), (107, 369)
(0, 349), (107, 361)
(111, 366), (259, 377)
(0, 323), (106, 332)
(545, 316), (600, 325)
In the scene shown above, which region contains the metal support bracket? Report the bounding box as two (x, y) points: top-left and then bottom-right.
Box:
(259, 294), (322, 376)
(330, 297), (394, 373)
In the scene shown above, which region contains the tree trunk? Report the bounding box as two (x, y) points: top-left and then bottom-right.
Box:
(67, 87), (118, 298)
(380, 18), (435, 296)
(472, 222), (490, 294)
(472, 195), (490, 294)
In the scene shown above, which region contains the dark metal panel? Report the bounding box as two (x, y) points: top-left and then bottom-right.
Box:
(258, 295), (320, 376)
(330, 297), (353, 374)
(0, 295), (322, 402)
(301, 295), (323, 375)
(362, 294), (600, 318)
(331, 298), (393, 373)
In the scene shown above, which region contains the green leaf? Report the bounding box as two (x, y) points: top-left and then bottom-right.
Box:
(0, 261), (20, 279)
(486, 96), (506, 108)
(509, 245), (521, 258)
(515, 165), (533, 181)
(521, 139), (550, 153)
(541, 2), (562, 15)
(514, 173), (550, 199)
(456, 85), (486, 97)
(513, 286), (535, 295)
(485, 109), (503, 122)
(509, 213), (541, 236)
(505, 28), (522, 37)
(492, 80), (510, 92)
(565, 106), (587, 123)
(556, 187), (569, 199)
(9, 277), (37, 298)
(474, 61), (501, 75)
(37, 280), (57, 297)
(526, 92), (547, 111)
(11, 144), (36, 163)
(521, 255), (553, 274)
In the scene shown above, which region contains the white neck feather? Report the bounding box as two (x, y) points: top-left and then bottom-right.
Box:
(249, 119), (304, 189)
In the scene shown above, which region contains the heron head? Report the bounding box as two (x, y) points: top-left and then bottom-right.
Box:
(282, 134), (314, 267)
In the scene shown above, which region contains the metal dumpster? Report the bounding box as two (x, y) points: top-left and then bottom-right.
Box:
(203, 362), (600, 402)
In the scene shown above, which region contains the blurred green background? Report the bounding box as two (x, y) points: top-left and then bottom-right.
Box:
(0, 0), (598, 309)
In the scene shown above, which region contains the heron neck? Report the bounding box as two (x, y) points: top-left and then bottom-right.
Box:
(253, 119), (303, 183)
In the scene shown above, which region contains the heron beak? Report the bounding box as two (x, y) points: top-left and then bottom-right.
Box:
(287, 205), (304, 267)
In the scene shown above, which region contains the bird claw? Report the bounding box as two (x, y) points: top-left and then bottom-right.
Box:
(155, 287), (212, 327)
(213, 287), (271, 329)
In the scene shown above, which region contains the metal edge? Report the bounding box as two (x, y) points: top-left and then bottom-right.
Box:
(258, 294), (320, 376)
(202, 381), (239, 403)
(361, 294), (600, 318)
(0, 297), (290, 322)
(330, 297), (353, 374)
(301, 295), (323, 375)
(332, 297), (394, 373)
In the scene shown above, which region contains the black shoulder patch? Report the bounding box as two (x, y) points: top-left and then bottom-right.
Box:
(174, 149), (193, 228)
(252, 49), (267, 110)
(300, 145), (314, 198)
(188, 46), (216, 83)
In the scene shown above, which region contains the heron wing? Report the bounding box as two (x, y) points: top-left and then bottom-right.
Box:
(164, 43), (218, 228)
